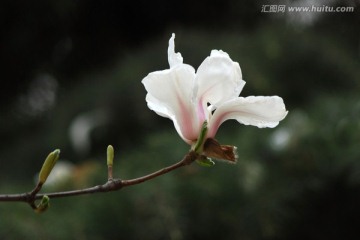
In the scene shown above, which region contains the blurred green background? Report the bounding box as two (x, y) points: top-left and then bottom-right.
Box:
(1, 0), (359, 239)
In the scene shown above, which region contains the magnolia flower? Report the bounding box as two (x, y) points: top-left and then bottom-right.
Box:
(142, 34), (287, 163)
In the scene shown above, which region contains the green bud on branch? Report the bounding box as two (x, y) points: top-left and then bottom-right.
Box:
(38, 149), (60, 185)
(107, 145), (114, 167)
(107, 145), (115, 180)
(34, 195), (50, 213)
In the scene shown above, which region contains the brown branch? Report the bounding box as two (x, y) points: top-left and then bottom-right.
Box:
(0, 151), (199, 209)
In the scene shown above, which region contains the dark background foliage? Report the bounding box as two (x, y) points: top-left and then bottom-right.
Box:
(1, 0), (359, 239)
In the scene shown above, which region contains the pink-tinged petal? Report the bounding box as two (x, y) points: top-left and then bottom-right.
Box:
(142, 65), (200, 144)
(208, 96), (288, 138)
(145, 94), (187, 141)
(195, 50), (245, 108)
(168, 33), (183, 68)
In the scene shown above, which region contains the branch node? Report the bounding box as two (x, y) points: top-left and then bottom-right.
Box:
(104, 179), (123, 191)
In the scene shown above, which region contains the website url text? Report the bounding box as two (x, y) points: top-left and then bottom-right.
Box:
(261, 5), (355, 13)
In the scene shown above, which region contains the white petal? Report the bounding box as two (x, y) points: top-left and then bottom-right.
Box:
(146, 94), (191, 143)
(195, 50), (245, 107)
(142, 65), (200, 143)
(208, 96), (288, 137)
(168, 33), (183, 68)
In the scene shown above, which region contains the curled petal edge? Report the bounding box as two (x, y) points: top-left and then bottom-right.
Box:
(208, 96), (288, 138)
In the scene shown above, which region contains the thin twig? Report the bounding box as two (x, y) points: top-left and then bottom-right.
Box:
(0, 151), (198, 207)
